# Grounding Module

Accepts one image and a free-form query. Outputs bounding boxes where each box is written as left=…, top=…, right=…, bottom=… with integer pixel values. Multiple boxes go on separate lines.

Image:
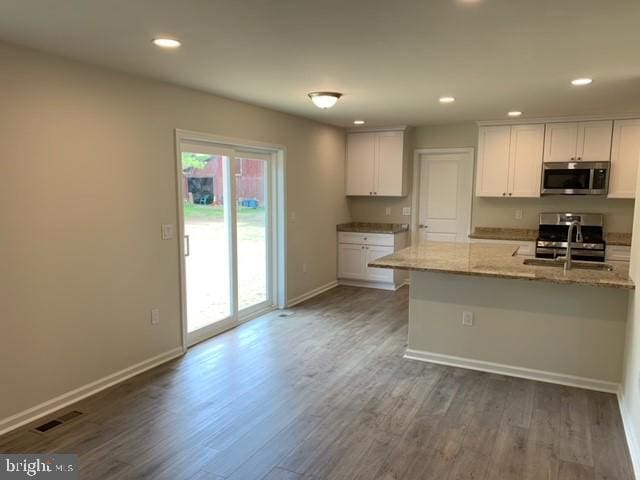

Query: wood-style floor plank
left=0, top=285, right=633, bottom=480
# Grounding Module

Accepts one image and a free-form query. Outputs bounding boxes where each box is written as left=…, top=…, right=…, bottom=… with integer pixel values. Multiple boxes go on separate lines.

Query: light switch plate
left=402, top=207, right=411, bottom=216
left=385, top=207, right=391, bottom=216
left=161, top=224, right=174, bottom=240
left=515, top=209, right=523, bottom=220
left=151, top=308, right=160, bottom=325
left=462, top=311, right=473, bottom=326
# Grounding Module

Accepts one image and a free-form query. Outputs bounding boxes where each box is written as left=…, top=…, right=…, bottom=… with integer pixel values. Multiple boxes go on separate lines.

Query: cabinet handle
left=577, top=156, right=582, bottom=160
left=508, top=192, right=512, bottom=196
left=369, top=191, right=373, bottom=195
left=570, top=157, right=575, bottom=161
left=502, top=192, right=506, bottom=196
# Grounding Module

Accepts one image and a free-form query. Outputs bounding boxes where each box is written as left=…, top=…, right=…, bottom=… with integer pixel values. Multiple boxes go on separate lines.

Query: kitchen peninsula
left=370, top=241, right=633, bottom=392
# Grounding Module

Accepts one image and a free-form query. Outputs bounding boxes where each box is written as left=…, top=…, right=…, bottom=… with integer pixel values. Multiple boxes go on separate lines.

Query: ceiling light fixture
left=152, top=37, right=182, bottom=49
left=308, top=92, right=342, bottom=109
left=353, top=120, right=365, bottom=125
left=571, top=78, right=593, bottom=86
left=508, top=111, right=523, bottom=117
left=439, top=96, right=455, bottom=103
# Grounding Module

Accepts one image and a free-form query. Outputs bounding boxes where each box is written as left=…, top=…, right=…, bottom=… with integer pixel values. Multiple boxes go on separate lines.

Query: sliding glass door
left=179, top=142, right=272, bottom=345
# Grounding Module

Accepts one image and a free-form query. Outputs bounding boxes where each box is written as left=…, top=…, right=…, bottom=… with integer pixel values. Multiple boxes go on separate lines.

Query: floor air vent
left=34, top=420, right=62, bottom=433
left=32, top=410, right=84, bottom=434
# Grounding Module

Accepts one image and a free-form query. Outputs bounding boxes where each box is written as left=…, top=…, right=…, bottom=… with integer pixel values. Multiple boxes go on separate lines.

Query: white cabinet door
left=346, top=133, right=375, bottom=196
left=375, top=131, right=404, bottom=196
left=544, top=122, right=579, bottom=162
left=337, top=243, right=366, bottom=279
left=609, top=119, right=640, bottom=198
left=475, top=126, right=511, bottom=197
left=508, top=124, right=544, bottom=197
left=576, top=120, right=613, bottom=161
left=364, top=246, right=394, bottom=282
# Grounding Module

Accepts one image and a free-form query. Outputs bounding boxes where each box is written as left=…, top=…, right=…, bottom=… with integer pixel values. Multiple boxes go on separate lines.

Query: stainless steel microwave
left=541, top=161, right=609, bottom=195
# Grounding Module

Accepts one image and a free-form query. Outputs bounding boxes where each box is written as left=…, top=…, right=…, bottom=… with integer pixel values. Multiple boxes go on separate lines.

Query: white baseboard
left=287, top=280, right=338, bottom=307
left=618, top=388, right=640, bottom=479
left=0, top=347, right=184, bottom=436
left=404, top=348, right=619, bottom=394
left=338, top=279, right=403, bottom=291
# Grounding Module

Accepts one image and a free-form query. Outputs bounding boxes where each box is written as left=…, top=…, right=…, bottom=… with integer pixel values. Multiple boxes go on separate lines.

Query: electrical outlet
left=161, top=224, right=174, bottom=240
left=402, top=207, right=411, bottom=216
left=290, top=211, right=297, bottom=223
left=515, top=209, right=523, bottom=220
left=462, top=311, right=473, bottom=326
left=151, top=308, right=160, bottom=325
left=385, top=207, right=391, bottom=216
left=302, top=263, right=307, bottom=273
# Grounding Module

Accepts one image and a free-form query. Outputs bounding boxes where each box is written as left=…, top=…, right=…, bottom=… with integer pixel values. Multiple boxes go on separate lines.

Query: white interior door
left=418, top=151, right=473, bottom=242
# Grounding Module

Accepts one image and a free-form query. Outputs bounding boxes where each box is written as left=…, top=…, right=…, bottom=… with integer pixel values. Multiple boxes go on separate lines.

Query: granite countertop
left=337, top=222, right=409, bottom=234
left=470, top=227, right=632, bottom=247
left=369, top=241, right=634, bottom=290
left=469, top=227, right=538, bottom=242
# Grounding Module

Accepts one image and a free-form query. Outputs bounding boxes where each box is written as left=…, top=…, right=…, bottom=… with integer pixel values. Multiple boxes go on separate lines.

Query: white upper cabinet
left=345, top=129, right=407, bottom=196
left=543, top=122, right=578, bottom=162
left=508, top=124, right=545, bottom=197
left=576, top=120, right=613, bottom=161
left=609, top=119, right=640, bottom=198
left=475, top=126, right=511, bottom=197
left=345, top=132, right=376, bottom=196
left=543, top=121, right=612, bottom=162
left=375, top=131, right=404, bottom=196
left=475, top=124, right=543, bottom=197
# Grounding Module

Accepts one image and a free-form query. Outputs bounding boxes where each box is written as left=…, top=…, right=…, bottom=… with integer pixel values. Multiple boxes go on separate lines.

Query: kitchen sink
left=522, top=258, right=614, bottom=271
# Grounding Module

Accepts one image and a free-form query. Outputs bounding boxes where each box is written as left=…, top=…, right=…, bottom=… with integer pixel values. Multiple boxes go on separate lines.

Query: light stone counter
left=369, top=241, right=634, bottom=290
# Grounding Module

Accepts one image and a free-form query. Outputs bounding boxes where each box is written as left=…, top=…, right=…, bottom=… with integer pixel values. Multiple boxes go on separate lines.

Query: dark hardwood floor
left=0, top=286, right=634, bottom=479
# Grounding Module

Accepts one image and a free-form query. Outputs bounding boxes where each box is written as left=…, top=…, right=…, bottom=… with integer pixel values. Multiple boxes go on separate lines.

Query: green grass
left=183, top=203, right=265, bottom=223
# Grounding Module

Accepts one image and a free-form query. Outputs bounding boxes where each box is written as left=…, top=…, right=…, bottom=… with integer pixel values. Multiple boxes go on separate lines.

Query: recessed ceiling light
left=439, top=96, right=455, bottom=103
left=308, top=92, right=342, bottom=109
left=353, top=120, right=365, bottom=125
left=152, top=37, right=181, bottom=49
left=571, top=78, right=593, bottom=86
left=508, top=111, right=522, bottom=117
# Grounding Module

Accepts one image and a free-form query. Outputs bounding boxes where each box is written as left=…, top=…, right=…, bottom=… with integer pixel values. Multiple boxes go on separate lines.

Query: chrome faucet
left=561, top=220, right=583, bottom=270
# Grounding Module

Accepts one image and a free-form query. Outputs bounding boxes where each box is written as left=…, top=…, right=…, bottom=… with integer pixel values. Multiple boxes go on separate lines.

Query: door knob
left=419, top=224, right=428, bottom=229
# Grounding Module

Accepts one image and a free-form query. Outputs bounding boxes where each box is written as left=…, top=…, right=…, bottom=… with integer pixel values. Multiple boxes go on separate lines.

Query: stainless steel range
left=536, top=213, right=605, bottom=262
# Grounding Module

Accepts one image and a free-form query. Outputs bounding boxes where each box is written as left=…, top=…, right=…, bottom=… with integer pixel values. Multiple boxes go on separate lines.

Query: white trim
left=404, top=348, right=619, bottom=394
left=0, top=347, right=184, bottom=436
left=618, top=388, right=640, bottom=479
left=174, top=129, right=287, bottom=348
left=411, top=148, right=475, bottom=246
left=477, top=113, right=640, bottom=127
left=287, top=280, right=338, bottom=307
left=338, top=279, right=404, bottom=291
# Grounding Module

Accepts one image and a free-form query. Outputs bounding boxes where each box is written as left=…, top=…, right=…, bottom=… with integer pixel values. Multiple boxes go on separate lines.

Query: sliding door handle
left=184, top=235, right=190, bottom=257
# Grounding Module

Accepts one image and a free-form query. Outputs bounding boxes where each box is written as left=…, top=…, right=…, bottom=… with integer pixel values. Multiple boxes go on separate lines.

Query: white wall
left=0, top=41, right=349, bottom=424
left=621, top=168, right=640, bottom=475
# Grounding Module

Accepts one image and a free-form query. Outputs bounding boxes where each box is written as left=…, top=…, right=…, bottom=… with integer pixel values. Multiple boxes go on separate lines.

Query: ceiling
left=0, top=0, right=639, bottom=127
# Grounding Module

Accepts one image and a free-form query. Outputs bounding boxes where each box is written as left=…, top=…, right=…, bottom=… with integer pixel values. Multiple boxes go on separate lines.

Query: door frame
left=174, top=129, right=287, bottom=351
left=411, top=148, right=475, bottom=245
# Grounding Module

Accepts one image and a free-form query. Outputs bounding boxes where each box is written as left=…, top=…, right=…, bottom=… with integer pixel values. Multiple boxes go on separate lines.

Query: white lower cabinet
left=338, top=231, right=408, bottom=290
left=606, top=245, right=631, bottom=262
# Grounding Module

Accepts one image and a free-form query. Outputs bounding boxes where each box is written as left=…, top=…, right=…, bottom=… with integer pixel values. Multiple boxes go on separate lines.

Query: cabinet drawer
left=606, top=245, right=630, bottom=262
left=338, top=232, right=395, bottom=246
